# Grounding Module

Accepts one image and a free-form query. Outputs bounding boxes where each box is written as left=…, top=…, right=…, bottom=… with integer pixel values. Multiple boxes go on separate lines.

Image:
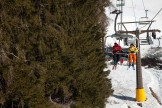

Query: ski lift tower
left=119, top=22, right=161, bottom=102
left=117, top=7, right=162, bottom=103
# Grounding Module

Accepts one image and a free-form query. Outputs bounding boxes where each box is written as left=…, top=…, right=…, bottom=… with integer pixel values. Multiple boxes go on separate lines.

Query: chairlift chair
left=138, top=17, right=155, bottom=45
left=138, top=17, right=151, bottom=26
left=139, top=33, right=153, bottom=45
left=139, top=10, right=149, bottom=25
left=104, top=34, right=131, bottom=61
left=104, top=46, right=128, bottom=61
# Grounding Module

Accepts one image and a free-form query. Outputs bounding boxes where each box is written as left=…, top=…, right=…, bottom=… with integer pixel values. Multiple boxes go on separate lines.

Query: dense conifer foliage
left=0, top=0, right=112, bottom=107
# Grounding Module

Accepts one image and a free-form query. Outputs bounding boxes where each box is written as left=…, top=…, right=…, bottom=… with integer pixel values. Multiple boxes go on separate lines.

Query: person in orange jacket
left=128, top=43, right=138, bottom=67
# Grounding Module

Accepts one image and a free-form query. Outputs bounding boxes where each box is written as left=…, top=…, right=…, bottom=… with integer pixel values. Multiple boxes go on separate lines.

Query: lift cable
left=131, top=0, right=137, bottom=28
left=147, top=8, right=162, bottom=30
left=141, top=0, right=147, bottom=17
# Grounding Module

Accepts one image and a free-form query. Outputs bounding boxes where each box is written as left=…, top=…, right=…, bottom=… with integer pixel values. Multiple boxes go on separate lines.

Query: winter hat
left=130, top=43, right=134, bottom=46
left=114, top=42, right=118, bottom=45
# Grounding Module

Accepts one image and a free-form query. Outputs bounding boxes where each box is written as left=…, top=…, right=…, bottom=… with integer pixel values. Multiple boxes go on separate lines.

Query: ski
left=127, top=63, right=135, bottom=70
left=112, top=65, right=117, bottom=70
left=132, top=64, right=135, bottom=70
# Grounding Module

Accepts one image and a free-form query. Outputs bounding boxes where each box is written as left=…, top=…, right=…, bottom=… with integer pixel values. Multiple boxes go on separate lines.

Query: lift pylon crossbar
left=118, top=29, right=161, bottom=35
left=110, top=33, right=134, bottom=38
left=117, top=20, right=155, bottom=24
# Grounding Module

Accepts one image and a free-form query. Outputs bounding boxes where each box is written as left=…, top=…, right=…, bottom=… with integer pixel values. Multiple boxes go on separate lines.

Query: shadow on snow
left=113, top=94, right=135, bottom=102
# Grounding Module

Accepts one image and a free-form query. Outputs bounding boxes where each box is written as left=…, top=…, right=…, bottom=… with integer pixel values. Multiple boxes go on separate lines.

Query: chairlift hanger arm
left=114, top=13, right=119, bottom=33
left=111, top=10, right=122, bottom=33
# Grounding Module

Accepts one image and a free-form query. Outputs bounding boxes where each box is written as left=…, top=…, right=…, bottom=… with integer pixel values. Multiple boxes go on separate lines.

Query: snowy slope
left=105, top=61, right=162, bottom=108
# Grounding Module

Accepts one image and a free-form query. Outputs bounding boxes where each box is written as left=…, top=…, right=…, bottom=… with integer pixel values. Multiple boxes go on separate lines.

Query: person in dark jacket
left=112, top=42, right=122, bottom=70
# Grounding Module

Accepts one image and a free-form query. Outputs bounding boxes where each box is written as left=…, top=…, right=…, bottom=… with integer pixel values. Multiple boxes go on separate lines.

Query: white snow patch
left=105, top=62, right=162, bottom=108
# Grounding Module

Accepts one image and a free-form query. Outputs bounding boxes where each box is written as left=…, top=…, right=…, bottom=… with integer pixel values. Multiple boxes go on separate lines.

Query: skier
left=112, top=42, right=122, bottom=70
left=128, top=43, right=138, bottom=69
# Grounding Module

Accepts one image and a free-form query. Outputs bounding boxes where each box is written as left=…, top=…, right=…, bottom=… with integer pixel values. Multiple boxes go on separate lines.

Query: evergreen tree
left=0, top=0, right=112, bottom=107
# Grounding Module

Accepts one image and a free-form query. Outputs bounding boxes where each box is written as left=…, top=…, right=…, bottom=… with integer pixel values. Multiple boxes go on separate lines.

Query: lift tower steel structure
left=117, top=8, right=162, bottom=101
left=119, top=25, right=160, bottom=102
left=110, top=2, right=162, bottom=102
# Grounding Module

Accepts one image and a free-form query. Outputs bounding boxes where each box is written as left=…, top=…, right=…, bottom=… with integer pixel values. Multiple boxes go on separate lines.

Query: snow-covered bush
left=144, top=47, right=162, bottom=60
left=142, top=47, right=162, bottom=69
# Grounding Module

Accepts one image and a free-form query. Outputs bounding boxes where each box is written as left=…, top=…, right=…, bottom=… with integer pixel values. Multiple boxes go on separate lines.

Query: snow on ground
left=105, top=61, right=162, bottom=108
